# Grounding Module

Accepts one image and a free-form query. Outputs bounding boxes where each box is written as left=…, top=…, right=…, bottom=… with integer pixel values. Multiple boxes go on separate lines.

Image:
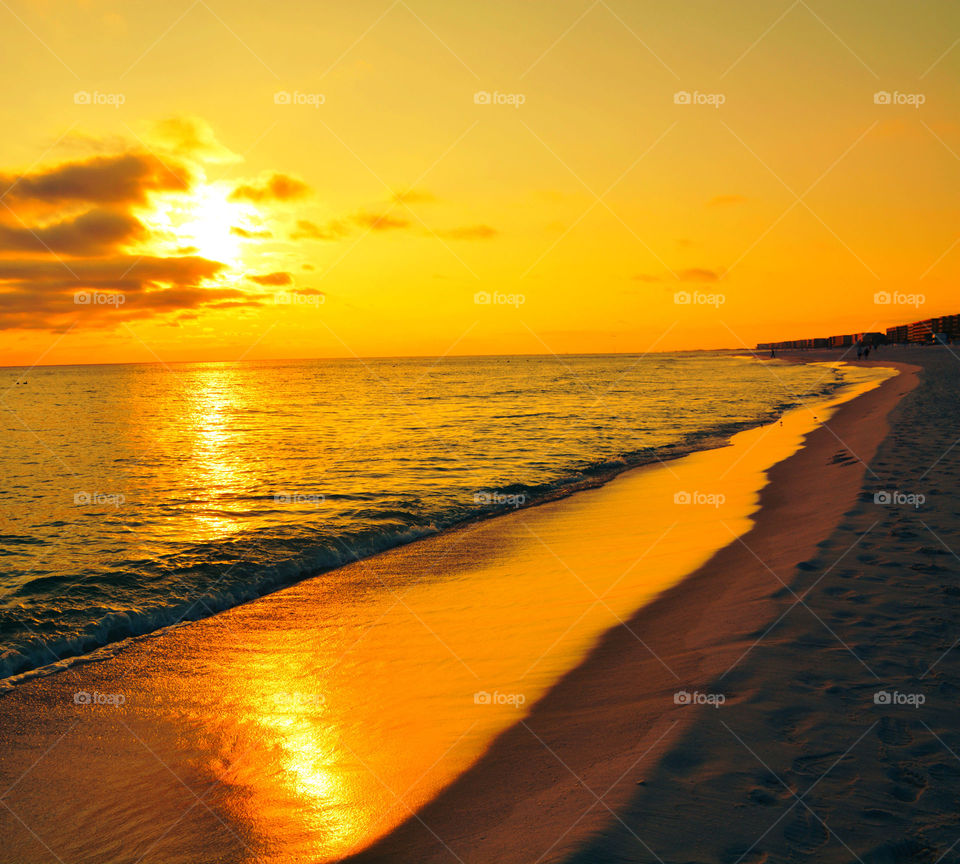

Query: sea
left=0, top=352, right=843, bottom=682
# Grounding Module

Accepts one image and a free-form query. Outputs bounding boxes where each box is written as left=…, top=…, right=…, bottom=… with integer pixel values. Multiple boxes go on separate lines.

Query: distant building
left=756, top=312, right=959, bottom=351
left=908, top=319, right=934, bottom=343
left=886, top=324, right=909, bottom=343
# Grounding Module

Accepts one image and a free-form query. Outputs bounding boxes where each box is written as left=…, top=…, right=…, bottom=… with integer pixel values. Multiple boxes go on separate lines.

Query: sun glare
left=147, top=183, right=250, bottom=266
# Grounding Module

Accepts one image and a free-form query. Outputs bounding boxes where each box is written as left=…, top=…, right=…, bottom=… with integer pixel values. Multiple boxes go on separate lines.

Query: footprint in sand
left=783, top=808, right=830, bottom=854
left=878, top=716, right=914, bottom=747
left=791, top=751, right=845, bottom=777
left=888, top=761, right=928, bottom=802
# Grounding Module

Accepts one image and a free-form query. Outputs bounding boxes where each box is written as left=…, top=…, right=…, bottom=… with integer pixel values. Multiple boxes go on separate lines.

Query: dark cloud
left=0, top=254, right=222, bottom=290
left=0, top=209, right=146, bottom=256
left=0, top=152, right=190, bottom=209
left=229, top=172, right=310, bottom=203
left=0, top=254, right=236, bottom=330
left=247, top=271, right=293, bottom=286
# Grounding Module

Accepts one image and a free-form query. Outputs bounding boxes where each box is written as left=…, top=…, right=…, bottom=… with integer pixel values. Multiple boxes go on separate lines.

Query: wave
left=0, top=374, right=843, bottom=689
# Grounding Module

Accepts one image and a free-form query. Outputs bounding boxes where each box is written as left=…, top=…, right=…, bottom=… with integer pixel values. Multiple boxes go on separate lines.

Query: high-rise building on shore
left=757, top=313, right=959, bottom=351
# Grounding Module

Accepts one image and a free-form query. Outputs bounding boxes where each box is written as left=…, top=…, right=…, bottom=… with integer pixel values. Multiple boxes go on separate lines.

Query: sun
left=146, top=183, right=252, bottom=266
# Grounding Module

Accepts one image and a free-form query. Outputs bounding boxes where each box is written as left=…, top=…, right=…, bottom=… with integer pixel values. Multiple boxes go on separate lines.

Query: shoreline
left=1, top=356, right=850, bottom=689
left=347, top=357, right=921, bottom=863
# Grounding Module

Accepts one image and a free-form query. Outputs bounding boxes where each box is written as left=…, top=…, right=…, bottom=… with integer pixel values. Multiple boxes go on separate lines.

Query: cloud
left=393, top=188, right=435, bottom=204
left=632, top=267, right=724, bottom=283
left=247, top=271, right=292, bottom=286
left=0, top=209, right=146, bottom=256
left=149, top=116, right=242, bottom=164
left=437, top=224, right=497, bottom=240
left=230, top=226, right=273, bottom=239
left=0, top=255, right=239, bottom=330
left=289, top=218, right=349, bottom=241
left=707, top=194, right=747, bottom=207
left=678, top=267, right=722, bottom=282
left=229, top=172, right=310, bottom=203
left=352, top=210, right=410, bottom=231
left=0, top=254, right=223, bottom=291
left=0, top=152, right=190, bottom=210
left=0, top=124, right=322, bottom=334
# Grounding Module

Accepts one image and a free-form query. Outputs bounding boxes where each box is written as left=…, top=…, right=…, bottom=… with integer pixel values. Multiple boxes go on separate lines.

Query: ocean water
left=0, top=353, right=842, bottom=681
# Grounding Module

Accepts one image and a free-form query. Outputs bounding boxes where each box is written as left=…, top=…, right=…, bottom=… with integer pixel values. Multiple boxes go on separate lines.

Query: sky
left=0, top=0, right=958, bottom=365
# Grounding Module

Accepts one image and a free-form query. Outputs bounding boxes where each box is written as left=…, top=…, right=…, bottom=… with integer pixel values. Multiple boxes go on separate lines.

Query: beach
left=1, top=351, right=951, bottom=864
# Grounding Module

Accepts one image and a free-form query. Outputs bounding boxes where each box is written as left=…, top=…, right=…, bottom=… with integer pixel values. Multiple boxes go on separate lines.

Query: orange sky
left=0, top=0, right=958, bottom=366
